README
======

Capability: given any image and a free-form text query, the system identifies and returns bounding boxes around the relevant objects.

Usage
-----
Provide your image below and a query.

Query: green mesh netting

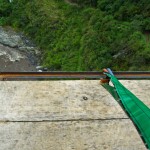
[102,73,150,149]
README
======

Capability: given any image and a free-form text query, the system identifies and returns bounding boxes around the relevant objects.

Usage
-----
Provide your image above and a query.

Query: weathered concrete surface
[0,120,146,150]
[0,80,149,150]
[0,80,127,121]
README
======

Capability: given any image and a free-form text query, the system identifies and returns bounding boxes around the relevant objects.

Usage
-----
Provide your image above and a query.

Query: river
[0,26,40,72]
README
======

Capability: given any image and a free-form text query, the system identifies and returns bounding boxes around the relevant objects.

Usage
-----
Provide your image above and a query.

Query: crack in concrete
[0,118,129,123]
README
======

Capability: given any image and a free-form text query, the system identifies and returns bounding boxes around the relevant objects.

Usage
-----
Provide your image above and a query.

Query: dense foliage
[0,0,150,71]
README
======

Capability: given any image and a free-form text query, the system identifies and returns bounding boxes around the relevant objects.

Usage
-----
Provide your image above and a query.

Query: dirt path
[64,0,79,6]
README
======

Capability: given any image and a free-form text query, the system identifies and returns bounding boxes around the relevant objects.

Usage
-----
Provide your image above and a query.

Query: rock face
[0,80,149,150]
[0,26,40,71]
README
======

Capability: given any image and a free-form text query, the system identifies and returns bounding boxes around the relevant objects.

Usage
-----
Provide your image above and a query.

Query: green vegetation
[0,0,150,71]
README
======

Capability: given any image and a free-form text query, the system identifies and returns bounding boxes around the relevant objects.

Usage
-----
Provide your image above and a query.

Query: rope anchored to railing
[101,68,150,149]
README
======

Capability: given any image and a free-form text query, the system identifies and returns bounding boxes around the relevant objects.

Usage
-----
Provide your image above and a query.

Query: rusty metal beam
[0,71,150,80]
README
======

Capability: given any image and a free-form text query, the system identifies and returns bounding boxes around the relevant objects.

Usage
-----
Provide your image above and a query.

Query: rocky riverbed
[0,26,40,72]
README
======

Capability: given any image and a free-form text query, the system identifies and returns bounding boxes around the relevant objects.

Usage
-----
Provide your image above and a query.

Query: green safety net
[102,73,150,149]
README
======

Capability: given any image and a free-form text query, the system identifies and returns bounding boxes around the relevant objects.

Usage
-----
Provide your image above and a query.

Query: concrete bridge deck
[0,80,149,150]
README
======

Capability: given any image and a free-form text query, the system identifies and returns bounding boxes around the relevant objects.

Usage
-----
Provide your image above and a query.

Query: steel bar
[0,71,150,80]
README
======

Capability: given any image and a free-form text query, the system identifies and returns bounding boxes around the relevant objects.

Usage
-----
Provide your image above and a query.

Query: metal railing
[0,71,150,80]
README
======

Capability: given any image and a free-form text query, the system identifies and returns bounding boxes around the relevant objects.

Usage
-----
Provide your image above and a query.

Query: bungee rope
[101,68,150,149]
